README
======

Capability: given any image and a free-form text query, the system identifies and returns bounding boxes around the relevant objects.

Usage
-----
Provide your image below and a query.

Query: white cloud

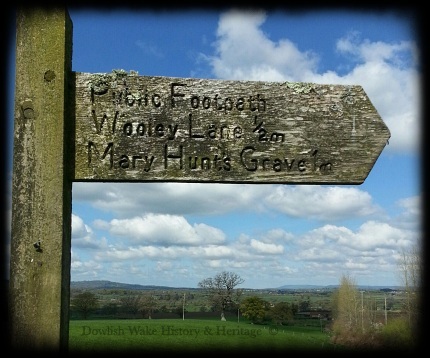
[70,254,104,279]
[72,214,91,239]
[264,185,382,221]
[70,208,419,286]
[354,220,413,250]
[199,245,235,258]
[73,182,382,222]
[72,182,267,217]
[106,213,226,246]
[72,214,108,249]
[392,195,421,230]
[97,244,236,263]
[99,245,187,260]
[250,238,284,254]
[301,220,413,252]
[208,9,318,81]
[403,195,421,216]
[261,228,295,243]
[299,247,341,262]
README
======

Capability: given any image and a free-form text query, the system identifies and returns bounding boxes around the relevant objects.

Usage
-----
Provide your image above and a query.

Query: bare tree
[198,271,244,320]
[398,242,421,333]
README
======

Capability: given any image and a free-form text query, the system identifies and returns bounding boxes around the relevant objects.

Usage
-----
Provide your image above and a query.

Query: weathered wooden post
[9,7,73,351]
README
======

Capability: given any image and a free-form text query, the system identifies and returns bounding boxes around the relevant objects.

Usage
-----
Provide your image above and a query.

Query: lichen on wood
[74,73,390,184]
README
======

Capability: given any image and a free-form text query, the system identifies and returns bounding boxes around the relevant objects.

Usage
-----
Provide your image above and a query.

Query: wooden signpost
[75,71,390,184]
[9,7,390,352]
[10,8,73,352]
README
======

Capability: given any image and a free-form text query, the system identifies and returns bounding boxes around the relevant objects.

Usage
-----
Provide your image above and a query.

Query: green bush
[379,317,414,348]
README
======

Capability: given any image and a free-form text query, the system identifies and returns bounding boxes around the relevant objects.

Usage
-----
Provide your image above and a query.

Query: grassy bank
[69,318,339,353]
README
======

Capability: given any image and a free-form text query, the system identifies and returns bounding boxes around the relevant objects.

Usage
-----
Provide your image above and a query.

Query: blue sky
[5,7,421,289]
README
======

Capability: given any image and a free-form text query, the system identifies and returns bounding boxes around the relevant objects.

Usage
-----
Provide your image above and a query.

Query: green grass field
[69,318,341,353]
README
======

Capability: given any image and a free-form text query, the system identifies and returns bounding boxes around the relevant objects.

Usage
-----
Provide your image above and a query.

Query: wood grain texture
[74,71,390,184]
[11,7,73,350]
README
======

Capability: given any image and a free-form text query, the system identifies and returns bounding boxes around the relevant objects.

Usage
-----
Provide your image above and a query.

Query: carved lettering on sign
[74,71,390,184]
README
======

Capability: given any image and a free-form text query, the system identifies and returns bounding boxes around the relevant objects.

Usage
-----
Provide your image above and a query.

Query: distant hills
[71,280,403,291]
[276,284,402,290]
[70,280,187,291]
